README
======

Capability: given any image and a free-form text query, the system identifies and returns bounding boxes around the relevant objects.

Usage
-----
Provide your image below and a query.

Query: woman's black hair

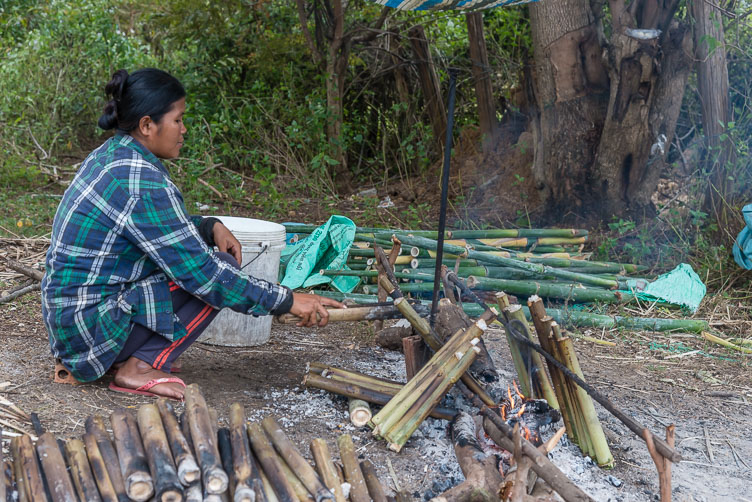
[98,68,185,132]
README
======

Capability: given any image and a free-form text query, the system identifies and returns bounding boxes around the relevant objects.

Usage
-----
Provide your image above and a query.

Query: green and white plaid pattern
[42,134,290,382]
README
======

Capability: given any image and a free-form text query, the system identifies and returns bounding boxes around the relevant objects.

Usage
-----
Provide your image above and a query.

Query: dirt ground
[1,271,751,501]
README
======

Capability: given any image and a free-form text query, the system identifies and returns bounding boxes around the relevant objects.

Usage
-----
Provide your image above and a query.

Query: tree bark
[466,12,498,152]
[409,25,447,149]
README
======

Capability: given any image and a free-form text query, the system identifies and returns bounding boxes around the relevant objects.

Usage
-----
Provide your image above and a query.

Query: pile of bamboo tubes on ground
[0,384,391,502]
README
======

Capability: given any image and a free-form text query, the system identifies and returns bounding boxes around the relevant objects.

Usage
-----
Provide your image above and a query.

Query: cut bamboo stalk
[111,409,154,501]
[137,404,184,502]
[309,440,345,502]
[229,404,257,502]
[547,324,582,447]
[359,460,387,502]
[375,373,445,438]
[276,454,314,502]
[85,415,129,502]
[336,435,369,502]
[217,427,237,501]
[36,431,77,502]
[302,373,456,421]
[184,482,202,502]
[556,333,614,468]
[319,366,403,393]
[156,399,201,486]
[348,400,372,428]
[276,305,416,324]
[504,305,558,408]
[0,433,4,502]
[261,417,331,502]
[500,302,533,398]
[11,437,29,502]
[258,467,280,502]
[184,385,228,495]
[65,438,102,502]
[467,276,630,303]
[83,432,119,502]
[2,459,9,502]
[247,423,299,502]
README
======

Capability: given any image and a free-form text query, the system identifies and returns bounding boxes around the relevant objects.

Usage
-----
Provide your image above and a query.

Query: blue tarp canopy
[733,204,752,270]
[368,0,534,10]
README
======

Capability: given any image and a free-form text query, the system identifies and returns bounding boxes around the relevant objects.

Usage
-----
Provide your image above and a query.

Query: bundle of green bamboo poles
[367,312,493,452]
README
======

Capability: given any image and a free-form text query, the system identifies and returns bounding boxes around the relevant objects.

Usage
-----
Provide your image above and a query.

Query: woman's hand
[289,293,345,327]
[212,222,243,265]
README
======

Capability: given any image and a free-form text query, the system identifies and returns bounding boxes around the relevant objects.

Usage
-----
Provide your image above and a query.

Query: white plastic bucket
[199,217,287,346]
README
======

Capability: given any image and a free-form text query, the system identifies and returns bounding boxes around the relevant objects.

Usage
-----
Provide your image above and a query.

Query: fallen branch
[0,283,41,304]
[3,260,44,281]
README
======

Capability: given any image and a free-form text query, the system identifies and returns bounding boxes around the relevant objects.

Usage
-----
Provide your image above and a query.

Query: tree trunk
[691,0,735,222]
[409,25,447,149]
[466,12,498,152]
[326,0,349,184]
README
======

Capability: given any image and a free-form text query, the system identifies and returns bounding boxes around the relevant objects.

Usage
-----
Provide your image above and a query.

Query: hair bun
[104,69,129,101]
[97,99,118,130]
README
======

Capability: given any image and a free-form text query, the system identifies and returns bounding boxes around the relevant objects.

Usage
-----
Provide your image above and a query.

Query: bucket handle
[240,242,269,271]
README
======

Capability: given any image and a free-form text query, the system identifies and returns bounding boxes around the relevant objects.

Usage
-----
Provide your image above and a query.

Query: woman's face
[139,97,187,159]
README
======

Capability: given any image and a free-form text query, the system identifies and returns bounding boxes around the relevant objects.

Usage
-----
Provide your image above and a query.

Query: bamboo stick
[302,373,456,421]
[137,404,184,502]
[36,431,77,502]
[543,324,580,447]
[217,427,237,501]
[318,366,403,393]
[275,305,417,324]
[359,460,387,502]
[229,404,257,502]
[83,432,119,502]
[178,414,204,502]
[467,276,631,303]
[702,331,752,353]
[85,415,129,502]
[336,435,369,502]
[258,468,280,502]
[184,384,228,495]
[247,423,299,502]
[276,455,314,502]
[2,459,9,502]
[348,400,372,428]
[111,409,154,501]
[309,440,345,502]
[65,439,102,502]
[0,433,5,502]
[156,399,201,486]
[11,437,29,502]
[261,417,331,502]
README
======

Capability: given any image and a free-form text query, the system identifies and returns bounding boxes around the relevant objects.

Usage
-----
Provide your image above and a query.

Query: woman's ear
[137,115,154,137]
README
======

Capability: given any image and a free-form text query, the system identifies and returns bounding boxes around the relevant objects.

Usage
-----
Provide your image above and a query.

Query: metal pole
[430,68,459,326]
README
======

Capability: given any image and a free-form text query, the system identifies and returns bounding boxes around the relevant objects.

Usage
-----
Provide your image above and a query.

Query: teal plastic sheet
[733,204,752,270]
[280,216,360,293]
[623,263,706,313]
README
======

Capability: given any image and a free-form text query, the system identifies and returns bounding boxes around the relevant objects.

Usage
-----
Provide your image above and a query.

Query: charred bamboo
[184,384,228,495]
[246,423,298,502]
[85,415,129,502]
[111,409,153,501]
[217,428,237,501]
[137,404,184,502]
[11,437,29,502]
[335,435,369,502]
[308,440,345,502]
[83,432,120,502]
[359,460,387,502]
[36,431,77,502]
[65,439,102,502]
[229,404,257,502]
[156,399,200,486]
[14,435,46,502]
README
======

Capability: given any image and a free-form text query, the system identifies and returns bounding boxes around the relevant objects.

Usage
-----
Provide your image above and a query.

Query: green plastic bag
[623,263,706,313]
[280,216,360,293]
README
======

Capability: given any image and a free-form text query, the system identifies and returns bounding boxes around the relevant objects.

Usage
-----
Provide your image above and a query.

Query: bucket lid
[212,216,287,242]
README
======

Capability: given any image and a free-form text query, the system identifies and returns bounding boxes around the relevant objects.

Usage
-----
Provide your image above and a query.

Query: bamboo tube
[246,423,298,502]
[261,417,331,502]
[556,334,614,468]
[386,347,480,450]
[374,373,445,438]
[275,305,412,324]
[0,440,5,502]
[276,455,313,502]
[137,404,184,502]
[229,404,257,502]
[309,440,345,502]
[319,366,403,393]
[111,409,154,501]
[11,437,29,502]
[83,432,119,502]
[85,415,129,502]
[348,400,372,428]
[65,439,102,502]
[504,305,558,409]
[547,323,582,447]
[302,373,456,421]
[391,296,497,406]
[257,466,279,502]
[17,434,47,502]
[217,427,237,501]
[35,431,77,502]
[335,435,368,502]
[467,276,632,303]
[498,296,532,398]
[184,385,228,495]
[156,399,201,486]
[410,258,479,269]
[359,460,387,502]
[2,460,10,502]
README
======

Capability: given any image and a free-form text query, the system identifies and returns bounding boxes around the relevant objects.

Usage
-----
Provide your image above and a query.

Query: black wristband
[198,217,222,247]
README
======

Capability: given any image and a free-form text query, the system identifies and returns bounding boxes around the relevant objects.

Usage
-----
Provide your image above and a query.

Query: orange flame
[512,379,525,399]
[516,403,527,418]
[507,385,515,409]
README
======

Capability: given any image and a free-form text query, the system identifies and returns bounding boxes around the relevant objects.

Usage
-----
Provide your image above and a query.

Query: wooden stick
[262,417,332,502]
[11,437,29,502]
[83,432,119,502]
[229,404,257,502]
[156,399,201,486]
[336,435,369,502]
[2,459,10,502]
[184,384,228,495]
[247,423,299,502]
[65,439,103,502]
[359,460,387,502]
[36,431,77,502]
[3,260,44,281]
[0,283,40,304]
[111,409,154,501]
[403,335,430,381]
[309,439,345,502]
[276,305,417,324]
[644,426,675,502]
[137,404,184,502]
[85,415,129,502]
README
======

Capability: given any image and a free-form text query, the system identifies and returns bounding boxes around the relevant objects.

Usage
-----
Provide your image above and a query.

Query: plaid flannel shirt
[41,134,291,382]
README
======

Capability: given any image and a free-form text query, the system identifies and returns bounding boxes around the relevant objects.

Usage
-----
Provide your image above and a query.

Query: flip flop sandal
[108,377,186,401]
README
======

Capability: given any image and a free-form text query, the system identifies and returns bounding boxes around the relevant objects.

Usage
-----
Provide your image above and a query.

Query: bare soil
[1,272,751,501]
